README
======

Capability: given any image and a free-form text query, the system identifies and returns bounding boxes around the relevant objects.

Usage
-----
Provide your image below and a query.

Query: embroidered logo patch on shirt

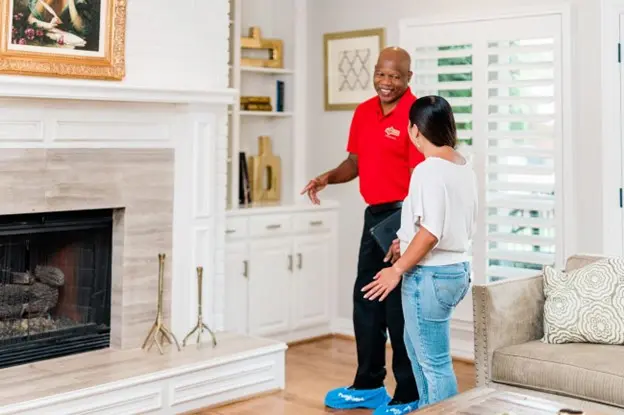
[384,126,400,140]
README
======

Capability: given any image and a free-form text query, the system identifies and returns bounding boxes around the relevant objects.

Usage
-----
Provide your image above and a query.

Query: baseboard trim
[330,317,475,362]
[287,334,334,347]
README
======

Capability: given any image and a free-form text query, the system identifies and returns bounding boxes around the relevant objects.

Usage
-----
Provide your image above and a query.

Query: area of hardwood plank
[203,337,476,414]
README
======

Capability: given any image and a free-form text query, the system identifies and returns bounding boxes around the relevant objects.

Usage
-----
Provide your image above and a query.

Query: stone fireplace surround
[0,83,286,414]
[0,147,173,350]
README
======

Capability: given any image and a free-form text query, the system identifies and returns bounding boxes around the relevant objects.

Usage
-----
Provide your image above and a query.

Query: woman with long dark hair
[362,95,477,407]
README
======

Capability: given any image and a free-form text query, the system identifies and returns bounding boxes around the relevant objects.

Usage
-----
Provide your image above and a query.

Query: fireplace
[0,209,113,369]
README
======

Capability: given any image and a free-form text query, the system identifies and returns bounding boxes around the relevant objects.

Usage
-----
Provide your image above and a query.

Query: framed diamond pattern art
[324,28,385,111]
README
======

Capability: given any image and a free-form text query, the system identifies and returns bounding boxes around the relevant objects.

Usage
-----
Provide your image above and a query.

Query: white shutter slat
[488,96,554,105]
[487,215,555,228]
[413,48,472,60]
[412,81,473,90]
[487,79,553,88]
[488,164,554,175]
[487,131,554,140]
[487,266,543,280]
[487,148,553,158]
[487,114,555,123]
[487,44,553,55]
[488,232,555,246]
[447,97,473,106]
[487,181,555,193]
[488,62,554,72]
[416,65,473,75]
[454,114,472,122]
[488,250,555,266]
[487,195,555,211]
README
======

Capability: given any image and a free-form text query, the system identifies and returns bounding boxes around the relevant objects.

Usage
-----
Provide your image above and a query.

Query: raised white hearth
[0,85,287,413]
[0,332,285,415]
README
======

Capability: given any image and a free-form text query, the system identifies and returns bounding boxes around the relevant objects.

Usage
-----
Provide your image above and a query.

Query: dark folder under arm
[369,209,402,254]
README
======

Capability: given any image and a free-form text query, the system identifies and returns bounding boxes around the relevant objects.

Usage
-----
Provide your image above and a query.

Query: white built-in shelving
[227,0,307,212]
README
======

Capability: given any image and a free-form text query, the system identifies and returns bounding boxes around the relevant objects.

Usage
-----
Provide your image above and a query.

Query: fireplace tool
[182,266,217,348]
[142,253,181,354]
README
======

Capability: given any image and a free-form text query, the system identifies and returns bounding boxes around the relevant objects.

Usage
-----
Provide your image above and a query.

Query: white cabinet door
[292,234,331,330]
[248,238,292,336]
[223,242,248,335]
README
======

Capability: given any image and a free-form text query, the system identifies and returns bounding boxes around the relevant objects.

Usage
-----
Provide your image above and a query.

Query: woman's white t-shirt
[397,156,478,267]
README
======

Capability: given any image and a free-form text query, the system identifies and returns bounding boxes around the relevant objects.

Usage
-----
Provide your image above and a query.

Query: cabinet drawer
[249,214,292,237]
[294,212,333,233]
[225,217,249,239]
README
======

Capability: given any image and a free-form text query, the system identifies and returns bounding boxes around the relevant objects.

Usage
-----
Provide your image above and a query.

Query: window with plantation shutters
[401,12,567,283]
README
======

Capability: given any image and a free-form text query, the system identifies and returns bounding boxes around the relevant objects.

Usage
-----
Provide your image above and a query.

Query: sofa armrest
[472,274,544,386]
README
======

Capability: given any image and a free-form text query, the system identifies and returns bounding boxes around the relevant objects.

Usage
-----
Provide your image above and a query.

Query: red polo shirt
[347,88,424,206]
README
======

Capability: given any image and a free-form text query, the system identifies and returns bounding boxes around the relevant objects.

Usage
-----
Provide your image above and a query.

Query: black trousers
[352,205,420,403]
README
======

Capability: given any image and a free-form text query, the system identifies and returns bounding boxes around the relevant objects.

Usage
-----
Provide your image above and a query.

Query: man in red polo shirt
[302,47,424,415]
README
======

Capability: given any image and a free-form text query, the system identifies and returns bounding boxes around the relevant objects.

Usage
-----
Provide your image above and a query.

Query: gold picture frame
[0,0,126,80]
[324,28,385,111]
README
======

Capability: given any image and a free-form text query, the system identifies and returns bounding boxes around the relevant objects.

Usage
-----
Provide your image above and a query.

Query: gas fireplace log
[0,282,59,319]
[0,304,25,319]
[34,266,65,287]
[0,284,32,305]
[11,271,34,285]
[24,283,59,315]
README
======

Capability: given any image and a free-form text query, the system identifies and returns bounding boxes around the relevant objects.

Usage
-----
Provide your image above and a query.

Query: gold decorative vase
[248,136,281,203]
[182,266,217,348]
[142,253,181,354]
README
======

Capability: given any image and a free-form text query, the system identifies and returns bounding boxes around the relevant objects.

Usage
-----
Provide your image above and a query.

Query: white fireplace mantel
[0,88,233,344]
[0,77,237,105]
[0,80,287,415]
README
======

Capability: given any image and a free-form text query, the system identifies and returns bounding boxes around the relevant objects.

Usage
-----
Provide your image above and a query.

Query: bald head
[377,47,412,74]
[373,46,412,106]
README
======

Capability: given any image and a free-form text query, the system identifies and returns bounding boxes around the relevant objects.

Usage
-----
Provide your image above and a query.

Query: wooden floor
[203,337,476,414]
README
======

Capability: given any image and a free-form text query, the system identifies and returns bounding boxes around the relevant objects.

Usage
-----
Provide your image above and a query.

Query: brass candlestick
[183,266,217,348]
[142,253,181,354]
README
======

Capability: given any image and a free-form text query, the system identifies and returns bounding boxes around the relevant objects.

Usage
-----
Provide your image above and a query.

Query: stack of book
[240,96,272,111]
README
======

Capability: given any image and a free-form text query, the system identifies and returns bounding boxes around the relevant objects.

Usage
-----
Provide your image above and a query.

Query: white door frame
[601,0,624,256]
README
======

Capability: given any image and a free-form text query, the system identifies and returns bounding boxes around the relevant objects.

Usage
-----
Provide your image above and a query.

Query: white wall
[0,0,234,341]
[0,0,230,91]
[307,0,602,323]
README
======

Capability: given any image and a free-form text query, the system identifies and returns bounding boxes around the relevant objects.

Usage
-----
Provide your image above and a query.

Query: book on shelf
[238,152,252,206]
[276,80,284,112]
[240,96,273,112]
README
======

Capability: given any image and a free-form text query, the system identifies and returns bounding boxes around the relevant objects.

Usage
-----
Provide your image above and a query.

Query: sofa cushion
[492,340,624,408]
[542,257,624,344]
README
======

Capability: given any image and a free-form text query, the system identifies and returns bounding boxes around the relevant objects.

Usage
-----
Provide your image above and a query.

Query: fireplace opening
[0,209,113,369]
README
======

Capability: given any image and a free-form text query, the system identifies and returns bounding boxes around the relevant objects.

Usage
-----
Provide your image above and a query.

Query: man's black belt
[368,201,402,214]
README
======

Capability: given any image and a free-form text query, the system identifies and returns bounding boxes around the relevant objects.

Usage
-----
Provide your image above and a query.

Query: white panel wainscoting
[0,333,286,415]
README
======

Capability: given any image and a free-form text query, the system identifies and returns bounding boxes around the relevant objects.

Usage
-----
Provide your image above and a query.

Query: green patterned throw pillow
[542,257,624,344]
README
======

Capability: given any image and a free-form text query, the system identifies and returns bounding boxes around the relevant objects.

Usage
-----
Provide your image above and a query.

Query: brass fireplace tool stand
[142,253,181,354]
[183,266,217,348]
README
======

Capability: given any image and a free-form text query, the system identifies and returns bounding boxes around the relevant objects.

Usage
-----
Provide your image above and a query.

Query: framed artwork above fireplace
[0,0,126,80]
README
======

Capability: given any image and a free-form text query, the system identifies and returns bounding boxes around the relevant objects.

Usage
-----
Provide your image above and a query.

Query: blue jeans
[401,262,471,407]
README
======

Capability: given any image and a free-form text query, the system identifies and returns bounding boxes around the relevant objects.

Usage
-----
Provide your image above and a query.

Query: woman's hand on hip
[361,266,402,301]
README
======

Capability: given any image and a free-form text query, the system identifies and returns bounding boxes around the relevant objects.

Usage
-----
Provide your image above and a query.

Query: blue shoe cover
[324,385,391,409]
[372,400,420,415]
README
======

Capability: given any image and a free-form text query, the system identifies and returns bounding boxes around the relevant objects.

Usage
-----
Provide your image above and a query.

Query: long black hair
[408,95,457,148]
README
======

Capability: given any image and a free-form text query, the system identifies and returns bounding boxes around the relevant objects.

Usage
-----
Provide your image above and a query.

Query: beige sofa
[473,254,624,414]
